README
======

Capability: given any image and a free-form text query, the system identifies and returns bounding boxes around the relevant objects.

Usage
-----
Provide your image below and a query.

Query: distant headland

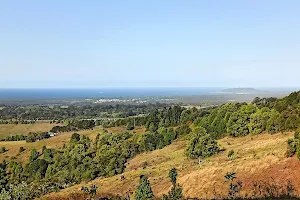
[220,88,262,94]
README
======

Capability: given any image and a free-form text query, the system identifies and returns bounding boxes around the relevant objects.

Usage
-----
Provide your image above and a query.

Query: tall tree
[135,175,154,200]
[185,126,219,159]
[29,149,39,162]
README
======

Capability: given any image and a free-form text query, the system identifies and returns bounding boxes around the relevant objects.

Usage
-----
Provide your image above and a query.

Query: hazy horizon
[0,86,299,90]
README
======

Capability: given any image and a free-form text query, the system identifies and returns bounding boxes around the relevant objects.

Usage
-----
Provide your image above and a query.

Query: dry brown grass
[0,123,57,139]
[44,132,298,200]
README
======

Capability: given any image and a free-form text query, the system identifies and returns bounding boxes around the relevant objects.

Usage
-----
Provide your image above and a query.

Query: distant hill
[221,88,262,94]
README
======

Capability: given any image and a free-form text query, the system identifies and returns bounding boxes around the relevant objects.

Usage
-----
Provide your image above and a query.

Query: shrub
[224,172,242,199]
[70,133,81,143]
[81,184,98,198]
[286,139,298,157]
[286,131,300,159]
[142,161,148,169]
[19,147,25,153]
[0,147,7,154]
[228,150,235,160]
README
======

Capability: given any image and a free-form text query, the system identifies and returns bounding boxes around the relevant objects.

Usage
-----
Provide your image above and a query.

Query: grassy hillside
[0,123,57,139]
[44,131,299,199]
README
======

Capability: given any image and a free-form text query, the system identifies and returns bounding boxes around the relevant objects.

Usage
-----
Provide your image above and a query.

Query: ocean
[0,88,222,99]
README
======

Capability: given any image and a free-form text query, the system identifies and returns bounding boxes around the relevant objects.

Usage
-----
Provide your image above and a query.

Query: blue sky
[0,0,299,88]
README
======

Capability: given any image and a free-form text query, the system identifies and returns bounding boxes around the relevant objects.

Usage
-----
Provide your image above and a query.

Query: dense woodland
[1,91,300,199]
[105,91,300,138]
[0,103,168,120]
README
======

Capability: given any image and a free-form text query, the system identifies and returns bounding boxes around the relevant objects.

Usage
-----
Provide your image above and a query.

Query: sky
[0,0,300,88]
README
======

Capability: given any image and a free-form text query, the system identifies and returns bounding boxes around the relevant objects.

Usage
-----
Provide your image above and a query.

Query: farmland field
[0,123,59,139]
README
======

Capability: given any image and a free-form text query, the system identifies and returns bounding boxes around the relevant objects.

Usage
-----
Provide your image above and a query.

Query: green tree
[168,185,183,200]
[169,168,177,186]
[0,161,7,190]
[7,181,34,200]
[175,125,191,137]
[148,122,158,132]
[185,126,219,159]
[43,148,54,162]
[29,149,39,162]
[227,104,256,137]
[135,175,154,200]
[163,168,183,200]
[42,145,47,153]
[266,109,280,133]
[180,110,191,123]
[248,108,280,134]
[70,133,81,143]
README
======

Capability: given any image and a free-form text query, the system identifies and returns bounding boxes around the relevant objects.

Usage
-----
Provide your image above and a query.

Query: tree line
[108,91,300,139]
[50,119,96,133]
[0,103,168,120]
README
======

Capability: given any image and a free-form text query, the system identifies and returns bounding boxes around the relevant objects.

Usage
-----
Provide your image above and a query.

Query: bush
[286,139,298,157]
[224,172,243,199]
[228,150,235,160]
[0,147,7,154]
[19,147,25,153]
[81,184,98,198]
[70,133,81,143]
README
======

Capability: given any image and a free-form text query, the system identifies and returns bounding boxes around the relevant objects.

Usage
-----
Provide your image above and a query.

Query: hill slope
[44,131,299,199]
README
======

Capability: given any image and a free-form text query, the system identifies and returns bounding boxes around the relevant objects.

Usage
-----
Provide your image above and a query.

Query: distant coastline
[0,87,222,99]
[0,87,296,106]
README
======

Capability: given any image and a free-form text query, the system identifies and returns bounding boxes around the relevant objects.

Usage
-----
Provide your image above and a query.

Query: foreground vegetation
[0,91,300,199]
[44,132,298,200]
